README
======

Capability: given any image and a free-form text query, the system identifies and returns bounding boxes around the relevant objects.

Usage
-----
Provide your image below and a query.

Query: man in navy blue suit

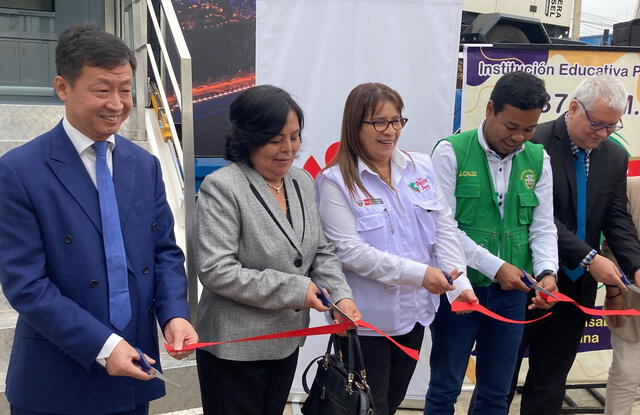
[0,23,198,414]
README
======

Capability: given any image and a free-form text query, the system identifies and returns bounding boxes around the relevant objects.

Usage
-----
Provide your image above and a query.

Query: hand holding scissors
[133,347,180,387]
[312,281,358,326]
[520,268,559,310]
[620,274,640,294]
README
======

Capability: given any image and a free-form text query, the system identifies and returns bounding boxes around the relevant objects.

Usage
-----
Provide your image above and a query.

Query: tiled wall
[0,104,140,156]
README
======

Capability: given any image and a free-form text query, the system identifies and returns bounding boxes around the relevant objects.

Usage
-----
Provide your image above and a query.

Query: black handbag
[301,330,375,415]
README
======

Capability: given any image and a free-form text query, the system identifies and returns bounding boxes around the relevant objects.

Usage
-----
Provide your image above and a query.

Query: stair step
[0,104,64,143]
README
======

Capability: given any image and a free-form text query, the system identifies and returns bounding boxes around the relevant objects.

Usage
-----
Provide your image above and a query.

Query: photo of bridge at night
[171,0,256,157]
[167,74,255,108]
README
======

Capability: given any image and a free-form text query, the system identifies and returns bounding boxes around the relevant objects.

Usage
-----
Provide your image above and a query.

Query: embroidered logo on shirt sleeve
[409,176,431,192]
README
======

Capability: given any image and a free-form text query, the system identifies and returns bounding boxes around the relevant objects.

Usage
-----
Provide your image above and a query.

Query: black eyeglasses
[577,100,623,132]
[362,117,408,132]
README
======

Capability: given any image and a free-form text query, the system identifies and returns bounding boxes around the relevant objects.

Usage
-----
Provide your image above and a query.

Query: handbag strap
[347,330,355,374]
[351,331,367,374]
[301,355,323,394]
[326,333,337,355]
[349,330,371,390]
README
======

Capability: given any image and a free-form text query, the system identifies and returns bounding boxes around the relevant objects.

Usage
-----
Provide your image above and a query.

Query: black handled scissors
[133,347,180,387]
[313,281,358,326]
[443,270,454,285]
[621,274,640,294]
[520,268,559,301]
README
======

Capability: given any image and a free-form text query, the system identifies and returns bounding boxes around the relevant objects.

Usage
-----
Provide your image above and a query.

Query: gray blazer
[195,162,353,361]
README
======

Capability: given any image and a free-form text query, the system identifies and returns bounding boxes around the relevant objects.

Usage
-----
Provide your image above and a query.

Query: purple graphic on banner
[466,47,550,87]
[519,312,611,357]
[500,309,611,359]
[577,311,612,353]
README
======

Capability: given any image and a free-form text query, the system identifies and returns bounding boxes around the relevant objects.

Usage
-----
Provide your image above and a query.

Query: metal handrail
[145,0,198,317]
[125,0,198,317]
[146,44,185,183]
[146,0,182,107]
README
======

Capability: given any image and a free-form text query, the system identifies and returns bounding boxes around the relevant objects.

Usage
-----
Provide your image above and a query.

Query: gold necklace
[266,179,284,193]
[380,175,392,186]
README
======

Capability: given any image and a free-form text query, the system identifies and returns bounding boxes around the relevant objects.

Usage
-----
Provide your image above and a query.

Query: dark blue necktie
[564,149,587,281]
[94,141,131,330]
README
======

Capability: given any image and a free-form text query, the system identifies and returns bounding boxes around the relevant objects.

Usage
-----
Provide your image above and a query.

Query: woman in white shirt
[316,82,477,414]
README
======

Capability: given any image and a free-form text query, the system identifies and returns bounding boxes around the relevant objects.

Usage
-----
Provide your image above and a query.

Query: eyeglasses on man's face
[577,100,623,132]
[362,117,408,132]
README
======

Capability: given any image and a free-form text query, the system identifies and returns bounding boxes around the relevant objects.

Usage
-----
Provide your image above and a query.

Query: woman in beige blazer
[194,85,360,415]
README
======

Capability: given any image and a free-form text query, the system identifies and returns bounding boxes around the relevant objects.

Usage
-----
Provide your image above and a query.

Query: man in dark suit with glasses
[510,75,640,415]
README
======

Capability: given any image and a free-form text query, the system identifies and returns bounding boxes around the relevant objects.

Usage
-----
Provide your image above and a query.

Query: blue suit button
[63,234,73,244]
[151,223,158,231]
[142,266,150,274]
[89,280,98,288]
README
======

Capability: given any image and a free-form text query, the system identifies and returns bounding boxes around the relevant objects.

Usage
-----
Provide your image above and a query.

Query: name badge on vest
[356,198,384,207]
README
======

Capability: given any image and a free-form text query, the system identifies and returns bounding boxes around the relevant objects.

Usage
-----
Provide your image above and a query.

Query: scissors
[133,347,180,387]
[519,268,560,301]
[620,274,640,294]
[442,270,458,285]
[443,270,467,286]
[313,281,358,326]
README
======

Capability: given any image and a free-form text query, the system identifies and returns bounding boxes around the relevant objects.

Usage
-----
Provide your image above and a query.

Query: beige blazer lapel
[239,163,303,254]
[284,175,306,246]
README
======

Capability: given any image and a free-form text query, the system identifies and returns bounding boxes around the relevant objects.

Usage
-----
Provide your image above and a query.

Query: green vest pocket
[518,191,539,225]
[455,184,481,225]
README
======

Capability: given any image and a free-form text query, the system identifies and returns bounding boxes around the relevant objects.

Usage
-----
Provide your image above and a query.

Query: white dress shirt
[318,149,472,336]
[431,121,558,280]
[63,118,122,366]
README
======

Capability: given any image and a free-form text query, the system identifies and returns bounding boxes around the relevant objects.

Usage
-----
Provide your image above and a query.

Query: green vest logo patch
[520,169,537,190]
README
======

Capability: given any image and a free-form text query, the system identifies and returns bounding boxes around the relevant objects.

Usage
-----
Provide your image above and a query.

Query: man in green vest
[424,71,559,415]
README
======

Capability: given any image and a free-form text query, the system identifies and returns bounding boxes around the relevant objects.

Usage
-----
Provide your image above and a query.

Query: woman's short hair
[326,82,404,198]
[224,85,304,163]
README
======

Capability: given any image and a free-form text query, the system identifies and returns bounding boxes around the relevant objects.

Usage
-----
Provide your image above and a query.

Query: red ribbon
[164,291,640,360]
[357,321,420,360]
[451,301,553,323]
[545,291,640,316]
[451,290,640,321]
[164,320,421,361]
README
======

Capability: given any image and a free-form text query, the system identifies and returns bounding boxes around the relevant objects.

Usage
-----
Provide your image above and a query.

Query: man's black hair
[490,71,550,114]
[56,22,136,85]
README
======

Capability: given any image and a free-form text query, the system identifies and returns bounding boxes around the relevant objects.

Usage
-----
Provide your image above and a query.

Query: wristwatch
[536,269,557,282]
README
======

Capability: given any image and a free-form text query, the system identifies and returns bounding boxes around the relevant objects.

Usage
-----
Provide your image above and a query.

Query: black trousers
[508,302,587,415]
[342,323,424,415]
[196,348,299,415]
